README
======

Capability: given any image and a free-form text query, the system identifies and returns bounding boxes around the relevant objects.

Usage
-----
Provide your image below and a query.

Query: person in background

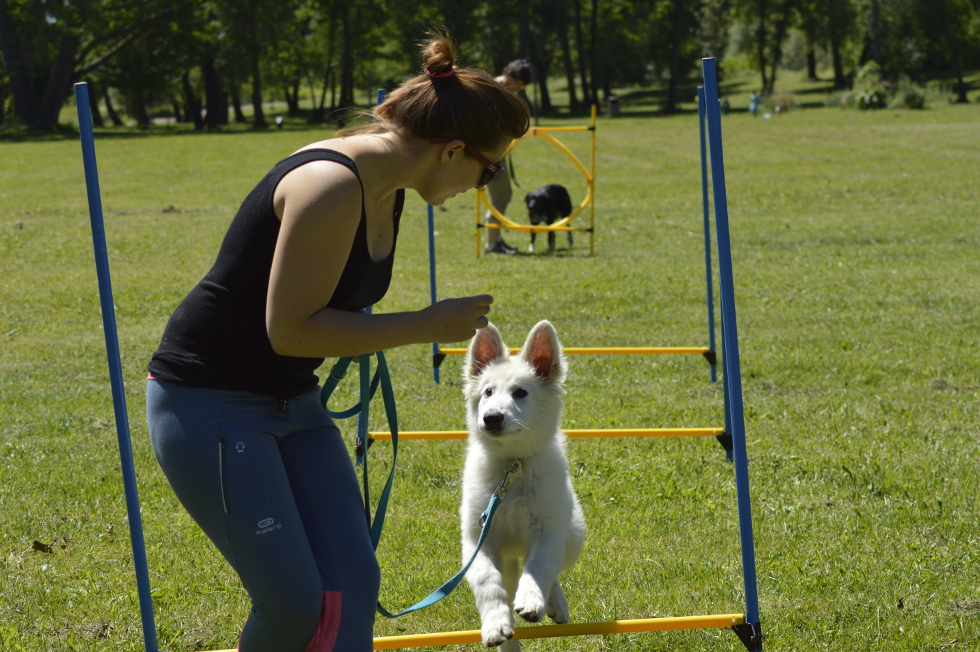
[749,91,760,117]
[145,32,530,652]
[484,59,532,254]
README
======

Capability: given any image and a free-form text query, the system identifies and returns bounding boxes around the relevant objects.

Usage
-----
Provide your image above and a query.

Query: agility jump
[350,59,761,650]
[75,58,760,652]
[476,105,597,256]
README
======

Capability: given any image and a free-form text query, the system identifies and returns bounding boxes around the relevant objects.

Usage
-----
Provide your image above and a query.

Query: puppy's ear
[465,322,508,381]
[519,320,565,383]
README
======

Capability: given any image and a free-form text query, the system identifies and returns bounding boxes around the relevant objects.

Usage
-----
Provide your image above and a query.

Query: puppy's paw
[514,586,547,623]
[481,619,514,647]
[546,582,570,624]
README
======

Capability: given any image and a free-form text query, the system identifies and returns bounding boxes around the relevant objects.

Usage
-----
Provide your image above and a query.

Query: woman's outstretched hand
[421,294,494,343]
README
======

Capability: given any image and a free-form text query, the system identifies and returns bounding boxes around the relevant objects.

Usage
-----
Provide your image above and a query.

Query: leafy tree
[733,0,798,94]
[822,0,858,87]
[99,24,185,128]
[913,0,977,102]
[698,0,731,73]
[212,0,298,128]
[0,0,178,130]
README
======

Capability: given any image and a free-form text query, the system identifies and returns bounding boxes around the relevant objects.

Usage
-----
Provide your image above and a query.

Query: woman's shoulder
[292,136,365,161]
[274,153,363,222]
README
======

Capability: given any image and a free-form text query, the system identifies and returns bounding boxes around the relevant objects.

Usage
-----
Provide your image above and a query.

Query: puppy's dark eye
[484,387,493,398]
[513,388,528,399]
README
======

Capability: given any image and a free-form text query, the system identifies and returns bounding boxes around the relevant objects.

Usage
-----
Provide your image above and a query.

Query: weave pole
[427,203,441,383]
[701,58,763,650]
[698,85,719,384]
[73,82,160,652]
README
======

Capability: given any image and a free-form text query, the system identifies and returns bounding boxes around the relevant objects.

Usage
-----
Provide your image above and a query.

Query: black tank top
[148,149,404,399]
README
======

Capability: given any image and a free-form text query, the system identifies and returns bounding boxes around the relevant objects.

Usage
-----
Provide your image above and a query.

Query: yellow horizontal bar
[528,125,591,133]
[483,223,588,233]
[204,613,743,652]
[374,614,745,649]
[439,347,710,356]
[368,428,722,440]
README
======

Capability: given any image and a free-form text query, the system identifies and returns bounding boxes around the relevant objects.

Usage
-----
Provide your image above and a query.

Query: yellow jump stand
[476,105,597,256]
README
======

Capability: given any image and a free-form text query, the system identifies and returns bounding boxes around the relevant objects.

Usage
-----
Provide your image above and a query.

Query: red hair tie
[426,68,455,78]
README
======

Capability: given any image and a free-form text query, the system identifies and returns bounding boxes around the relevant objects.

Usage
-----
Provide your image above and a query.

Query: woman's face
[427,138,511,206]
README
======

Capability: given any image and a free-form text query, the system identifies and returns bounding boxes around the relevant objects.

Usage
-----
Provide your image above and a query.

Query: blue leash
[320,354,520,617]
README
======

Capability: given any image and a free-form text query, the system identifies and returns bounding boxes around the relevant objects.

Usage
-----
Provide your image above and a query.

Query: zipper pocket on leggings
[218,439,230,514]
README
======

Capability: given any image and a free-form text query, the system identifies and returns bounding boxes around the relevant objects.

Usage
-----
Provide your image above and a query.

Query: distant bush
[826,63,931,111]
[856,87,888,110]
[823,91,847,108]
[889,78,927,109]
[764,91,799,113]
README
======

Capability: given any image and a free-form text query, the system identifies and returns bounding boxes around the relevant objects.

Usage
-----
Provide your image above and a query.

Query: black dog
[525,184,573,252]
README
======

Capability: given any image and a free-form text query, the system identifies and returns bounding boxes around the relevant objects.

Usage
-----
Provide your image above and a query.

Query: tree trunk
[104,87,124,126]
[556,0,579,114]
[250,53,266,127]
[339,6,355,109]
[131,92,150,129]
[588,0,599,106]
[935,4,969,103]
[36,33,79,130]
[0,75,5,125]
[755,2,769,94]
[229,75,247,123]
[803,24,818,81]
[765,11,791,95]
[573,0,590,112]
[831,36,846,88]
[869,0,881,64]
[519,0,531,58]
[86,80,104,127]
[182,72,204,130]
[665,0,683,112]
[315,64,332,121]
[535,56,552,114]
[248,16,266,128]
[286,76,301,115]
[202,56,227,127]
[0,0,35,125]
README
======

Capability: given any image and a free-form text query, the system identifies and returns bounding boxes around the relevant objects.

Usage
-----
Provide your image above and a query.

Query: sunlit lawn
[2,72,979,651]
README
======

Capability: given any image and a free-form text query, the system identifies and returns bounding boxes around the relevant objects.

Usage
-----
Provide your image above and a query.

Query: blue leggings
[146,379,380,652]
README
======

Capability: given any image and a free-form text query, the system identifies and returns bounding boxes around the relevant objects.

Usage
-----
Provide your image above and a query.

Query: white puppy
[461,320,586,651]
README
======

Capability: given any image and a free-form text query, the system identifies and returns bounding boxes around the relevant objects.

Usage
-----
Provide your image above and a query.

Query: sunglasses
[430,138,505,188]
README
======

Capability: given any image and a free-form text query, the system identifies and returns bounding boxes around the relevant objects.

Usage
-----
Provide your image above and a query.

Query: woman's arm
[266,162,492,358]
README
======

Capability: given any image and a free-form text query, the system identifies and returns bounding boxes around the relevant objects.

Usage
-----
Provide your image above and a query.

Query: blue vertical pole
[697,86,718,384]
[701,59,762,650]
[73,82,159,652]
[427,203,441,383]
[356,89,386,462]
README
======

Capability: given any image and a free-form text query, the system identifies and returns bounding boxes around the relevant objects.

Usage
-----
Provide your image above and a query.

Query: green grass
[2,79,980,652]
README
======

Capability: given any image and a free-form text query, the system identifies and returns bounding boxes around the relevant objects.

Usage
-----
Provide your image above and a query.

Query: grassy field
[1,76,979,652]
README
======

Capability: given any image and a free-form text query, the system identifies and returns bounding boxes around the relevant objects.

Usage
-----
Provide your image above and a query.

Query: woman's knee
[265,577,324,629]
[349,544,381,606]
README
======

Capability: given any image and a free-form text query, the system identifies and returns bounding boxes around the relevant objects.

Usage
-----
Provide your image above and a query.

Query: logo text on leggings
[256,518,282,536]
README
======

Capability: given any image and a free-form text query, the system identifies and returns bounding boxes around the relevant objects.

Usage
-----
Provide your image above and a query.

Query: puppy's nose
[483,412,505,432]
